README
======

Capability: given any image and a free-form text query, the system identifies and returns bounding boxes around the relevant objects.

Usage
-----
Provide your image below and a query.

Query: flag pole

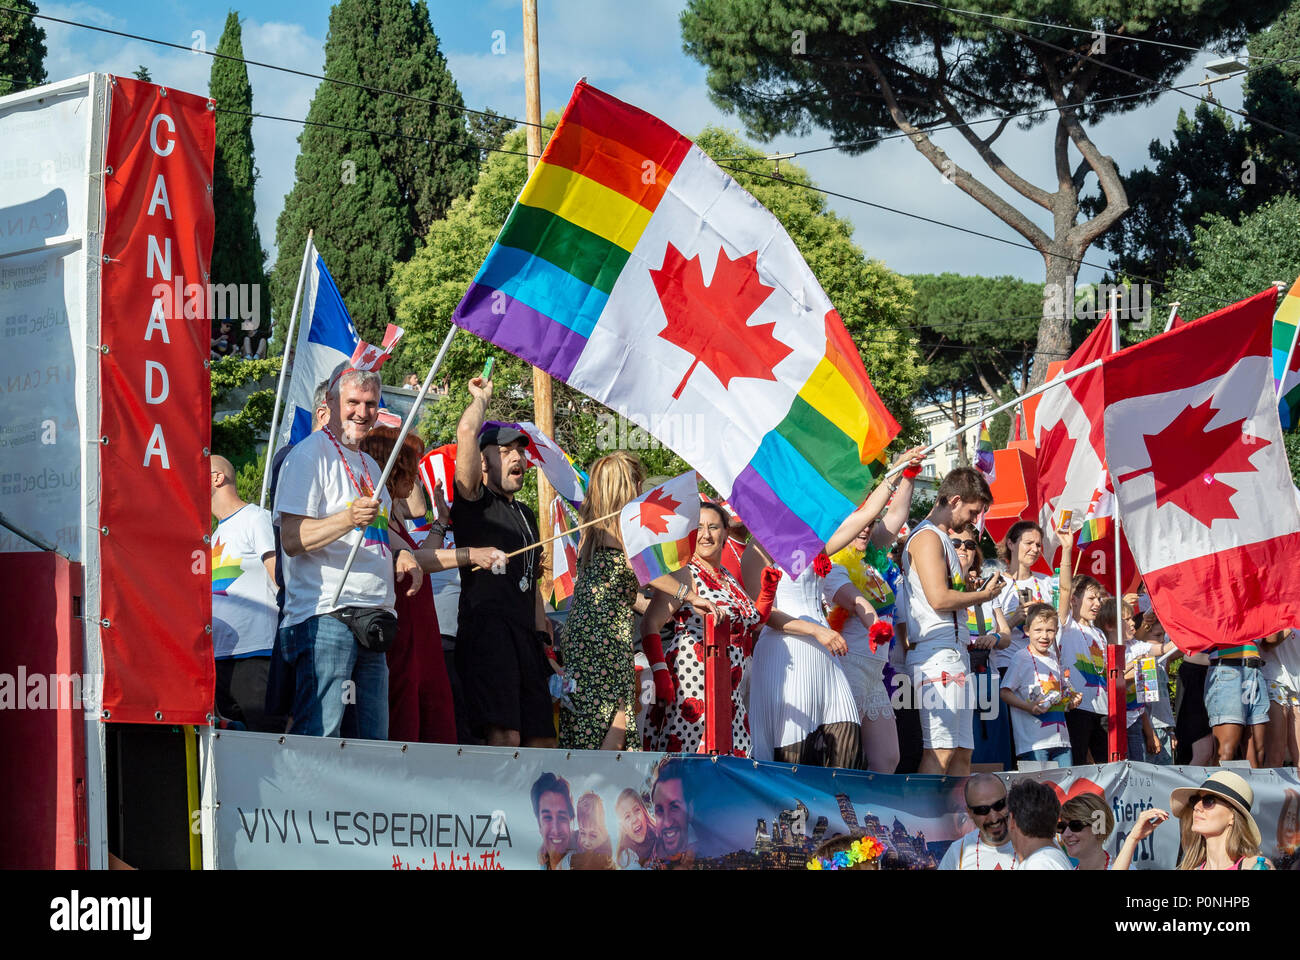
[881,358,1105,480]
[1162,301,1180,334]
[1274,280,1299,402]
[259,229,314,508]
[473,506,624,568]
[1108,287,1125,762]
[522,0,557,600]
[330,323,458,608]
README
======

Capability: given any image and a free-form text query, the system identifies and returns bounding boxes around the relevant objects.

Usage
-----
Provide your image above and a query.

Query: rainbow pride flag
[453,81,900,575]
[362,505,390,557]
[1076,515,1110,546]
[619,470,700,585]
[1274,274,1300,428]
[975,421,995,482]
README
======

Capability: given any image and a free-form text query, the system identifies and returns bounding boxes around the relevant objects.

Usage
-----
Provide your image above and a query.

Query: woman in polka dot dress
[641,502,763,756]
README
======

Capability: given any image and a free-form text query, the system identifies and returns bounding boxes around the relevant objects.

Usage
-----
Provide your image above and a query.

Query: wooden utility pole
[523,0,555,593]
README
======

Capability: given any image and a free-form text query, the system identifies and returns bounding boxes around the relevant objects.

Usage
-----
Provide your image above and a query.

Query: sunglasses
[950,539,979,551]
[1057,819,1090,834]
[968,797,1007,816]
[1186,793,1221,810]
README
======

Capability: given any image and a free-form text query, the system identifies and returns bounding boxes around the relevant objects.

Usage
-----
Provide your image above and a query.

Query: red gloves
[868,619,895,655]
[641,631,674,703]
[755,566,781,623]
[902,463,922,479]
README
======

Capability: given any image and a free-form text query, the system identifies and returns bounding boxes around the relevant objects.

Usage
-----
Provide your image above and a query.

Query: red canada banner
[99,77,215,723]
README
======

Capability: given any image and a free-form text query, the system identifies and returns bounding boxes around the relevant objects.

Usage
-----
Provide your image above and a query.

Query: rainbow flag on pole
[619,471,700,585]
[975,420,995,482]
[452,81,899,575]
[1274,275,1300,428]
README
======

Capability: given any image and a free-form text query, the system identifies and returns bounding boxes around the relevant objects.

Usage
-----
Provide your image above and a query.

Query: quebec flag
[276,240,359,450]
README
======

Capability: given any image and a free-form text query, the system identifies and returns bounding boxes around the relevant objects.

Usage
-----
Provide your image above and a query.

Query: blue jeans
[1204,663,1270,727]
[1126,716,1147,762]
[1017,746,1070,767]
[280,614,388,739]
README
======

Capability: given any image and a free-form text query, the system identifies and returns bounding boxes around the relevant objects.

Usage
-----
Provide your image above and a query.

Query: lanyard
[323,427,375,499]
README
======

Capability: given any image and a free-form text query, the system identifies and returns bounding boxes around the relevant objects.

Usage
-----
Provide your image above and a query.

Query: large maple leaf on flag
[1036,419,1077,522]
[638,487,681,534]
[650,243,791,399]
[1117,396,1269,528]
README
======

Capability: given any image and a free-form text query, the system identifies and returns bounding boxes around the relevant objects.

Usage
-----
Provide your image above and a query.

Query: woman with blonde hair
[1114,771,1274,870]
[558,452,717,751]
[1057,792,1115,869]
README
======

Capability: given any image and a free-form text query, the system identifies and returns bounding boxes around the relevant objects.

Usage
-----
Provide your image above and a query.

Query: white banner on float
[201,730,670,870]
[199,729,1300,870]
[0,77,95,560]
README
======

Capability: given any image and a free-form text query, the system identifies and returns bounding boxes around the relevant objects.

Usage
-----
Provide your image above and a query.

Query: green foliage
[236,453,266,505]
[270,0,478,346]
[908,273,1046,403]
[1159,195,1300,314]
[1286,430,1300,485]
[209,12,267,334]
[132,65,151,82]
[0,0,46,95]
[211,355,281,481]
[391,122,922,498]
[468,109,516,156]
[1090,2,1300,290]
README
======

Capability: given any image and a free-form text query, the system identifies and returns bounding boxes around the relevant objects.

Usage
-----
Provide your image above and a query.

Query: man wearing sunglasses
[938,773,1017,869]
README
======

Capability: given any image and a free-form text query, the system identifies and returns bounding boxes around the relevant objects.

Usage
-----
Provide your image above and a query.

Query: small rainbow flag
[975,421,995,482]
[453,81,899,576]
[1076,515,1110,546]
[619,470,699,585]
[549,498,579,611]
[1273,274,1300,428]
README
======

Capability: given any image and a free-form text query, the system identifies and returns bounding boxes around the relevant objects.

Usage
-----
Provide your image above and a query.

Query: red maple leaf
[1116,396,1269,528]
[650,243,791,399]
[521,433,544,468]
[638,487,680,535]
[1036,418,1077,517]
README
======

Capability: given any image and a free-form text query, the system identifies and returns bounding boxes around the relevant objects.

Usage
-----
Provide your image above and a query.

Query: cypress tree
[0,1,47,95]
[270,0,476,345]
[209,12,267,337]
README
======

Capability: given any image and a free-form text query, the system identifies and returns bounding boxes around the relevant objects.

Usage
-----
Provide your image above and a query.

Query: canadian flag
[348,323,404,371]
[418,443,456,510]
[1102,288,1300,652]
[1032,315,1113,561]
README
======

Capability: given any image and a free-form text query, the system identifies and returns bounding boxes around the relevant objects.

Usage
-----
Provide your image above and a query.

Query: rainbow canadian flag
[619,470,700,585]
[453,82,898,575]
[549,498,579,611]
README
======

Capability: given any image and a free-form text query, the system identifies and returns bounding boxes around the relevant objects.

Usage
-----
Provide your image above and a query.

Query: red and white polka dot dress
[642,558,760,756]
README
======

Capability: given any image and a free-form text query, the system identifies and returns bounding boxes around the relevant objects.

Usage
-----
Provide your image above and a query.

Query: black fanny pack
[329,606,398,653]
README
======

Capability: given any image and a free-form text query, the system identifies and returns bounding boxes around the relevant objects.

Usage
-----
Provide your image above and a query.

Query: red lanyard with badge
[324,426,375,502]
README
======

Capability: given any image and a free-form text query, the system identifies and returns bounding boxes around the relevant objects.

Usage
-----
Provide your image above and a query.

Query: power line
[0,3,552,130]
[716,161,1242,312]
[922,0,1300,144]
[218,107,539,159]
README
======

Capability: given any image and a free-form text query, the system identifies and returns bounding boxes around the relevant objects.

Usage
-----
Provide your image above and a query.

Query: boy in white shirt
[1000,603,1081,768]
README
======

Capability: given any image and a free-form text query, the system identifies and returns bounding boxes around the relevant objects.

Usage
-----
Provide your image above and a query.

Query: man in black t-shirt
[451,374,556,748]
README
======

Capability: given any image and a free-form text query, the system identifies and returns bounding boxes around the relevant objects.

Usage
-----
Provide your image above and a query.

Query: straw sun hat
[1170,771,1262,848]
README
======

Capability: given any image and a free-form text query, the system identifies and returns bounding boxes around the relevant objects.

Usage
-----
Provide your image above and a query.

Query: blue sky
[37,1,1251,290]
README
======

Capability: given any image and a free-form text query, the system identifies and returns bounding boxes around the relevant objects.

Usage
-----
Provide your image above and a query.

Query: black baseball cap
[478,423,528,450]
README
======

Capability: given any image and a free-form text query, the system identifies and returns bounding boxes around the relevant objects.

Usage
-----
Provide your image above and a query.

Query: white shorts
[838,653,893,722]
[909,645,974,750]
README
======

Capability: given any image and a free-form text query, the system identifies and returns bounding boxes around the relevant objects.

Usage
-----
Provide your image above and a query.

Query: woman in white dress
[742,447,926,768]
